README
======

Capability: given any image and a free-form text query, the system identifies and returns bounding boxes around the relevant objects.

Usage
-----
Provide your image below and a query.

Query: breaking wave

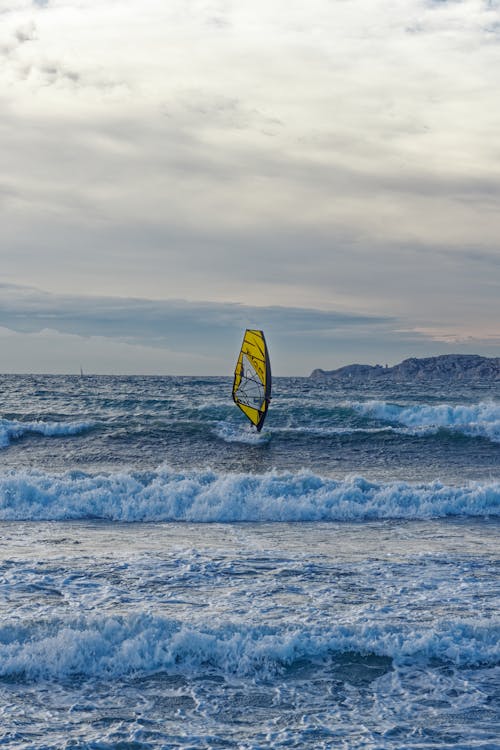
[0,466,498,522]
[0,418,94,449]
[348,400,500,442]
[0,612,497,681]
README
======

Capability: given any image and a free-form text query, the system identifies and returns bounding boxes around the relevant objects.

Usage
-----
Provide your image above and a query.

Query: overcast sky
[1,0,499,374]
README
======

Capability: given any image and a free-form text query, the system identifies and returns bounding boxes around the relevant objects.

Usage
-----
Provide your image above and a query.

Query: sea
[0,373,499,750]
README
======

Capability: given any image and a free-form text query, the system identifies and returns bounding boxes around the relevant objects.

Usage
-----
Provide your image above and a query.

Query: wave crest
[0,613,497,681]
[0,466,498,522]
[348,400,500,442]
[0,418,94,449]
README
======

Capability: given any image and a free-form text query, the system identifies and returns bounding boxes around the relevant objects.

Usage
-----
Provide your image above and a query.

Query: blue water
[0,374,499,749]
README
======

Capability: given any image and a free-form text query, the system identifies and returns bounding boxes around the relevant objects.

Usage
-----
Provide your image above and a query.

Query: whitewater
[0,374,498,749]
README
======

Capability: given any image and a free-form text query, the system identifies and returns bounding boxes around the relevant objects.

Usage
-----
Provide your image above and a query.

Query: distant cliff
[310,354,500,382]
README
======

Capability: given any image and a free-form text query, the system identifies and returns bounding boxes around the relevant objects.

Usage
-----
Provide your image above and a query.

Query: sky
[1,0,499,375]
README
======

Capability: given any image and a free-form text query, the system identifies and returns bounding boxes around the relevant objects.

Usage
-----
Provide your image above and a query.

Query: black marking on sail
[235,354,265,408]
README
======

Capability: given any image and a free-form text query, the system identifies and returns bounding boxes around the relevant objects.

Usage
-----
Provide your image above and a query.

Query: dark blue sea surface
[0,375,498,748]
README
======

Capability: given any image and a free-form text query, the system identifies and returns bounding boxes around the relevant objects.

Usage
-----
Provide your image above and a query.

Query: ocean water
[0,374,499,749]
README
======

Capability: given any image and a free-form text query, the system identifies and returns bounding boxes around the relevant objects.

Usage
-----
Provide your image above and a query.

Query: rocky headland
[310,354,500,383]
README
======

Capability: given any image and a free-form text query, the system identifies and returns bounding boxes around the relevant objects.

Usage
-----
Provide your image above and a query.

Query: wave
[214,421,445,441]
[0,612,497,681]
[348,400,500,442]
[274,425,398,437]
[0,466,498,522]
[0,418,94,449]
[213,421,272,444]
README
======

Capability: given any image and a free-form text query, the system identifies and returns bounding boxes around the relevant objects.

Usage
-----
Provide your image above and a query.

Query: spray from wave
[213,421,272,445]
[0,612,497,681]
[0,418,94,449]
[347,401,500,442]
[0,465,498,522]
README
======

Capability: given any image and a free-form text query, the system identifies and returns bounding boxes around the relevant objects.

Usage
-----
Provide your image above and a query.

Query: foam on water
[0,611,497,681]
[0,418,94,449]
[0,465,498,522]
[0,376,497,748]
[213,421,272,444]
[349,400,500,442]
[274,425,398,437]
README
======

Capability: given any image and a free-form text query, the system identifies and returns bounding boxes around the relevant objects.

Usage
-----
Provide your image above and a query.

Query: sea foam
[0,418,94,449]
[348,400,500,442]
[213,421,272,444]
[0,466,498,522]
[0,612,497,681]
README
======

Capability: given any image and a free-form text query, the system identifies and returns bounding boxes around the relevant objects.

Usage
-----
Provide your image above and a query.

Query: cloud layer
[1,283,497,374]
[1,0,499,371]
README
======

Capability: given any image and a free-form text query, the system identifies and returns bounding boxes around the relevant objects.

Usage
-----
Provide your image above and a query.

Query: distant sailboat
[232,329,271,432]
[80,365,84,377]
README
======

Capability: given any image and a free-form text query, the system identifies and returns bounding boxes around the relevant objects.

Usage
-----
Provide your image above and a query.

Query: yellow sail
[232,329,271,431]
